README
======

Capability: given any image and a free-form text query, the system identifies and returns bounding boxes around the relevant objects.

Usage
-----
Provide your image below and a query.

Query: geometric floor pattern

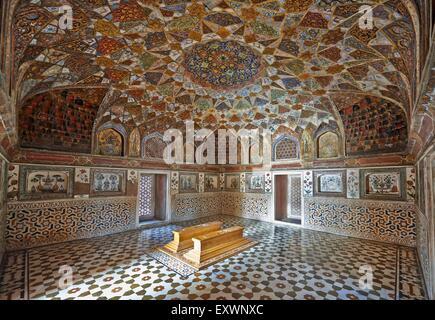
[0,215,427,300]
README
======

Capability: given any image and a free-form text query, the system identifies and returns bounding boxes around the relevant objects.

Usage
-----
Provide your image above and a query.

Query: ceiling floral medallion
[182,40,265,91]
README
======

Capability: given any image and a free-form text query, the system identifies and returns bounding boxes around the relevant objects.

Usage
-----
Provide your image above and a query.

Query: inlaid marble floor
[0,215,427,300]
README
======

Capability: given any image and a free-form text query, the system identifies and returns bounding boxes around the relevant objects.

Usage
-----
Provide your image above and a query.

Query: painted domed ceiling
[13,0,418,155]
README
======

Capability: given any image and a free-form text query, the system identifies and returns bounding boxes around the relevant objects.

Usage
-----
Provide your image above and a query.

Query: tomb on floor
[163,221,222,253]
[157,223,256,270]
[183,226,253,264]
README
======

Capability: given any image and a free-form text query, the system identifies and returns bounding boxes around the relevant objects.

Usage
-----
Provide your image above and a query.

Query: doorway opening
[137,173,168,224]
[274,174,303,225]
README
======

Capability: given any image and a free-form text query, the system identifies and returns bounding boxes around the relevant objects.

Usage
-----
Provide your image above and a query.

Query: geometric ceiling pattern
[13,0,418,155]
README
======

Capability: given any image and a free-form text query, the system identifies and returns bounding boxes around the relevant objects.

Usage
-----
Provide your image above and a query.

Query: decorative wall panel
[219,173,225,191]
[19,89,105,153]
[204,173,219,192]
[304,198,416,246]
[303,170,313,197]
[173,193,221,222]
[346,169,360,199]
[240,173,246,193]
[246,173,264,193]
[170,171,179,195]
[221,192,272,222]
[90,169,126,197]
[313,170,346,197]
[198,173,204,193]
[7,164,19,201]
[406,167,416,202]
[225,174,240,191]
[128,128,141,158]
[179,172,198,193]
[339,96,408,155]
[360,168,406,201]
[142,133,166,160]
[19,166,74,200]
[74,167,90,184]
[127,169,138,184]
[6,197,137,250]
[264,172,272,193]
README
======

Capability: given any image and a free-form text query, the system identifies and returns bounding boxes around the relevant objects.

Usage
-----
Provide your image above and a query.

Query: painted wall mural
[19,166,74,200]
[170,171,179,195]
[360,168,406,201]
[90,169,126,197]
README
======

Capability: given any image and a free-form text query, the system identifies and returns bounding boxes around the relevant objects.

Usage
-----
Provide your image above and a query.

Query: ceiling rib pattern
[13,0,418,155]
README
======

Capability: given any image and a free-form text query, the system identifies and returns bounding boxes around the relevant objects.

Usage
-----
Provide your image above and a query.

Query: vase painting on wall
[360,168,406,201]
[19,166,74,200]
[90,169,126,196]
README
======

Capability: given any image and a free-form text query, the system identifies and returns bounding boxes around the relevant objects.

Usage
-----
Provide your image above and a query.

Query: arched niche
[272,134,300,162]
[317,131,340,159]
[142,132,166,161]
[94,123,127,157]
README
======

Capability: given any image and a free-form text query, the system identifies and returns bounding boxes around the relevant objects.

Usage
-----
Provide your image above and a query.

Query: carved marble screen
[288,175,302,218]
[137,174,154,220]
